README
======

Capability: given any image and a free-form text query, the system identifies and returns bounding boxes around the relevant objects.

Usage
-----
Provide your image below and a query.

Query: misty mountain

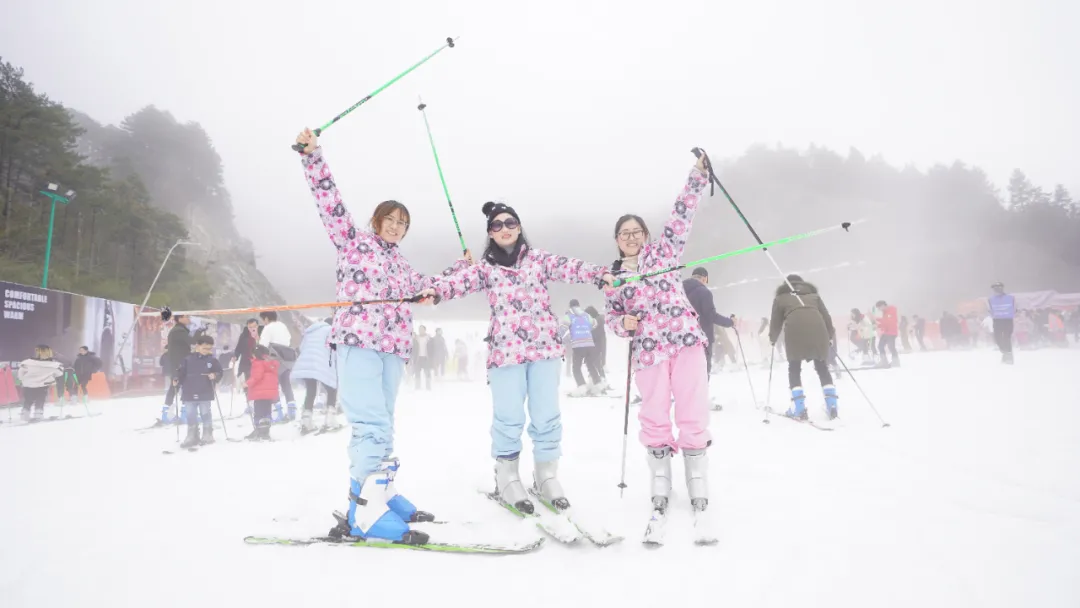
[410,144,1080,324]
[1,58,301,333]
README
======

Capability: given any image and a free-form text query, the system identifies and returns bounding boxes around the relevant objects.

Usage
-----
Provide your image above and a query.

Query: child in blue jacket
[173,335,224,448]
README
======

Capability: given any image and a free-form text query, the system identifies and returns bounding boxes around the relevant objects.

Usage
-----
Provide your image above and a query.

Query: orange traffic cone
[87,372,111,400]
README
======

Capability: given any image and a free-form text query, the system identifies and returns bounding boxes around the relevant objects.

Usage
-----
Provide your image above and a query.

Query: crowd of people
[121,126,1077,548]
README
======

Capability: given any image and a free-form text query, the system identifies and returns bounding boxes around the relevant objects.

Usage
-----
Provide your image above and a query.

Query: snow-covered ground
[2,348,1078,607]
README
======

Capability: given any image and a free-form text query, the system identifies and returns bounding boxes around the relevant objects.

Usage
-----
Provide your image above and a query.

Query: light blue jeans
[337,346,405,482]
[183,401,211,426]
[486,358,562,462]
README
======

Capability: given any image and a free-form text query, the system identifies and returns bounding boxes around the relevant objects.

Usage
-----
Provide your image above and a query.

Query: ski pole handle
[292,128,323,154]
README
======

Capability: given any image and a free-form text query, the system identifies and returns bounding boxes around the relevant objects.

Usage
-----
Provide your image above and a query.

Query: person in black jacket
[70,346,102,400]
[173,334,224,448]
[233,318,262,383]
[682,268,734,374]
[161,315,192,424]
[584,306,607,379]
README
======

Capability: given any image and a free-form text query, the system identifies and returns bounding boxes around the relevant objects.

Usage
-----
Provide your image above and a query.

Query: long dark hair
[612,214,650,269]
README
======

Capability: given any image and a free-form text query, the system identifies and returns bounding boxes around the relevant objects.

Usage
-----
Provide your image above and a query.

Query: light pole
[40,183,76,288]
[114,239,200,391]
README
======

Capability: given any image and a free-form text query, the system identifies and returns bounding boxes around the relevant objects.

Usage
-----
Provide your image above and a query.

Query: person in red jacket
[245,345,279,441]
[874,300,900,368]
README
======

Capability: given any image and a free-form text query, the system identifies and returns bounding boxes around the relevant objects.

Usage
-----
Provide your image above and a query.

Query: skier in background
[245,345,279,441]
[17,345,65,422]
[899,316,912,352]
[412,326,434,391]
[163,315,192,424]
[584,306,607,382]
[291,317,338,433]
[217,346,235,391]
[233,319,261,386]
[681,267,734,375]
[988,282,1015,364]
[431,328,448,378]
[259,311,297,422]
[561,299,605,396]
[71,346,102,401]
[873,300,900,368]
[768,275,839,420]
[172,334,223,448]
[912,314,927,351]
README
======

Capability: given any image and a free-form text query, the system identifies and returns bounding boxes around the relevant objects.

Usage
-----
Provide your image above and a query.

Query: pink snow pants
[634,345,711,452]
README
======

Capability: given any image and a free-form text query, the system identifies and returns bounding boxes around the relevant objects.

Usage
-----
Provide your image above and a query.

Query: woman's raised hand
[295,128,318,155]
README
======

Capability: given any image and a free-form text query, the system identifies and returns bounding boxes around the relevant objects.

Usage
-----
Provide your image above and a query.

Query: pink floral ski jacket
[432,247,608,369]
[604,167,709,371]
[302,147,465,361]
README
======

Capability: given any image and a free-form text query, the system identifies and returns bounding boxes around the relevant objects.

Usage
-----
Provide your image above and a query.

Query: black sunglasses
[488,218,520,232]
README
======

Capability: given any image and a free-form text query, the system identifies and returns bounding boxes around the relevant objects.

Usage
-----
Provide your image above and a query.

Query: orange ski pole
[152,295,434,321]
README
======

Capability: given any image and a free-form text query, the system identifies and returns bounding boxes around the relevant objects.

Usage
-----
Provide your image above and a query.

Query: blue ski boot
[272,403,284,423]
[336,470,429,545]
[286,402,297,421]
[823,385,839,420]
[160,405,171,424]
[381,458,435,523]
[785,386,808,420]
[179,404,188,424]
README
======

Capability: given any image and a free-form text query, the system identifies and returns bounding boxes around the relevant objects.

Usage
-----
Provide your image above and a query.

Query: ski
[764,407,834,431]
[526,487,623,547]
[642,506,667,547]
[3,415,85,428]
[691,505,718,546]
[480,490,582,544]
[162,439,227,454]
[243,533,543,554]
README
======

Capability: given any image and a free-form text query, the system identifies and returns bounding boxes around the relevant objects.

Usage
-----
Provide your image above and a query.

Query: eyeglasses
[617,229,645,241]
[488,218,520,232]
[383,216,409,230]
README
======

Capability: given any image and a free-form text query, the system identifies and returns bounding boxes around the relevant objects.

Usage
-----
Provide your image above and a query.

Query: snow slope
[1,348,1078,607]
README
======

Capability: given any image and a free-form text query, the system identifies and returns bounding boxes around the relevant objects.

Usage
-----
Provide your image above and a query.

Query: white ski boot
[532,459,570,511]
[494,454,534,514]
[587,380,609,396]
[684,448,717,545]
[300,409,316,434]
[643,446,672,546]
[567,384,589,398]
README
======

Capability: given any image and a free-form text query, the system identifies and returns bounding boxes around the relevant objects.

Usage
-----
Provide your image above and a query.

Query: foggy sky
[3,0,1078,308]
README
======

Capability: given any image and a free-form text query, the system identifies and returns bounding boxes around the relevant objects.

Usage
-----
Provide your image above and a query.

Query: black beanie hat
[692,267,708,278]
[482,201,520,225]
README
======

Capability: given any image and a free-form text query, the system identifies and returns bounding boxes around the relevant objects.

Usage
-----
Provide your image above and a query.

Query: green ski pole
[612,221,857,288]
[291,37,458,153]
[417,98,467,254]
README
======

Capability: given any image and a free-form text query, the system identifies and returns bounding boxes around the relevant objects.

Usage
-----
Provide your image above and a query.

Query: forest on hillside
[0,57,255,309]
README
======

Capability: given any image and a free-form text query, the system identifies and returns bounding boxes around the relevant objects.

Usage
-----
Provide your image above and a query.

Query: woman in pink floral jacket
[294,128,468,546]
[603,153,713,520]
[431,201,613,516]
